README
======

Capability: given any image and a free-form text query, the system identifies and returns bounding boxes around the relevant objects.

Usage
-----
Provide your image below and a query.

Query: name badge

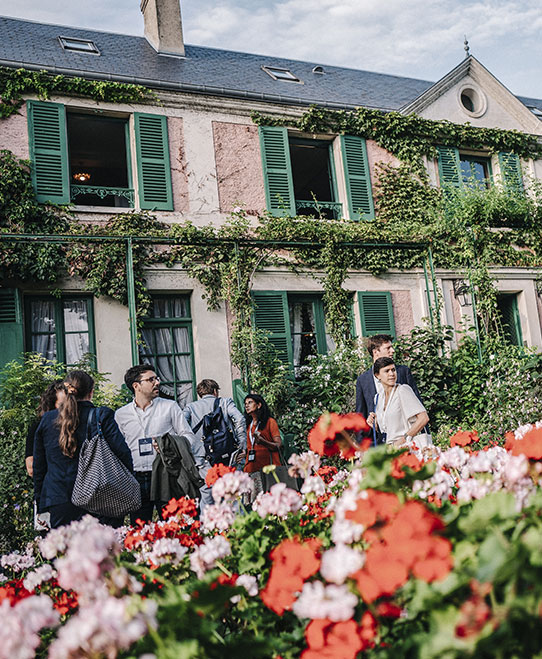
[139,437,154,456]
[248,449,256,462]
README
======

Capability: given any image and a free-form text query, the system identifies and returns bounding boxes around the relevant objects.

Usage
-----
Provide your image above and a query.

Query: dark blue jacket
[33,401,133,512]
[355,364,422,420]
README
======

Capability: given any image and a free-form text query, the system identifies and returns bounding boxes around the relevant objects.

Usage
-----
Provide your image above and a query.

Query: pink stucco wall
[391,290,414,336]
[167,116,189,214]
[1,104,29,159]
[366,139,400,186]
[212,121,266,215]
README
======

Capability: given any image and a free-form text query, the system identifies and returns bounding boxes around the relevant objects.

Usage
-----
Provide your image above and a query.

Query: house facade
[1,1,542,406]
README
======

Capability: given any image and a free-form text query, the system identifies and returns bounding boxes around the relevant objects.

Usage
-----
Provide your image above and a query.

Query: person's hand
[152,437,160,453]
[25,456,33,478]
[367,412,376,428]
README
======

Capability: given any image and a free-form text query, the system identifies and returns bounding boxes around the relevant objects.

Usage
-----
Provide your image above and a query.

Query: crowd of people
[28,333,429,531]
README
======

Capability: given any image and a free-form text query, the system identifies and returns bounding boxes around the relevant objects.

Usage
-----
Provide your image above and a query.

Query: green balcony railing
[295,199,343,219]
[71,185,135,207]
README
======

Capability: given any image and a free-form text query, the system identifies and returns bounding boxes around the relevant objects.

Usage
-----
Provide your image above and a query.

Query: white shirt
[114,397,203,472]
[374,384,426,444]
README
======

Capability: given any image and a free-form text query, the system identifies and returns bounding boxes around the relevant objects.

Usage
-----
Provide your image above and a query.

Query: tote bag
[72,408,141,518]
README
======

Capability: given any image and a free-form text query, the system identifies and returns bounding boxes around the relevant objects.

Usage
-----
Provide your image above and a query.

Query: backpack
[193,398,237,466]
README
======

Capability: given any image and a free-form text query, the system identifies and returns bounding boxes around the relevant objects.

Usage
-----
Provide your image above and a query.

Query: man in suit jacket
[356,335,422,440]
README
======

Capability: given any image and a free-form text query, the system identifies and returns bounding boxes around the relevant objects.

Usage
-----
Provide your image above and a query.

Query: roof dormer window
[262,65,302,83]
[59,36,100,55]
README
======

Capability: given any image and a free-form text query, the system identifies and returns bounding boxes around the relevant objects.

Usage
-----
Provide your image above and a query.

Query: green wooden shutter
[498,152,523,194]
[134,113,173,211]
[497,294,523,346]
[0,289,23,368]
[259,126,296,216]
[27,101,70,204]
[340,135,374,220]
[437,146,461,191]
[252,291,293,367]
[358,292,395,337]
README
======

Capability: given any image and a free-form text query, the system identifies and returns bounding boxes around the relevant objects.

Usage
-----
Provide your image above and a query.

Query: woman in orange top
[243,394,282,474]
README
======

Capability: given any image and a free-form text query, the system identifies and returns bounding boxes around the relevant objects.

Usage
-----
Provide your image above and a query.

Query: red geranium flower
[162,496,199,520]
[308,412,369,459]
[507,427,542,460]
[391,452,424,479]
[450,430,479,447]
[260,537,321,615]
[302,619,365,659]
[205,464,236,487]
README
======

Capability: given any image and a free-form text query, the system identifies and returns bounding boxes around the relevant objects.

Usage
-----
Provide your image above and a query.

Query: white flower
[252,483,302,519]
[293,582,357,621]
[189,535,231,579]
[48,596,157,658]
[288,451,321,479]
[301,476,326,498]
[0,595,59,659]
[320,545,365,585]
[201,502,237,533]
[236,574,258,597]
[212,472,254,503]
[141,538,188,568]
[23,564,56,592]
[1,548,35,573]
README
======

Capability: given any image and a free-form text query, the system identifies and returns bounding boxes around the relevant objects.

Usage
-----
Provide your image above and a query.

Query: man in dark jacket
[356,334,422,441]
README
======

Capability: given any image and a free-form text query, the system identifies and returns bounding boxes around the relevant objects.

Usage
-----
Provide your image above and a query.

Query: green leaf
[458,492,517,535]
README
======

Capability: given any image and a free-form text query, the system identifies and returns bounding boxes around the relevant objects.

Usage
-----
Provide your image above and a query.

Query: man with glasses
[115,364,202,524]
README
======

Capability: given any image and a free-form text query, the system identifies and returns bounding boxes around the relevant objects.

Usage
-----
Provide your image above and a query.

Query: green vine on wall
[251,105,542,169]
[0,67,156,119]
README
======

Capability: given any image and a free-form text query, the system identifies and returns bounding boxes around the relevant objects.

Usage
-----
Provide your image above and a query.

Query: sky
[1,0,541,99]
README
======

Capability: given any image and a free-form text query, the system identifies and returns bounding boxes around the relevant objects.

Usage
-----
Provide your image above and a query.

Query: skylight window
[528,106,542,118]
[262,65,302,83]
[59,36,100,55]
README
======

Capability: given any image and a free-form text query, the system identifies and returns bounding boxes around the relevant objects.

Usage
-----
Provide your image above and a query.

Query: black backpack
[193,398,237,466]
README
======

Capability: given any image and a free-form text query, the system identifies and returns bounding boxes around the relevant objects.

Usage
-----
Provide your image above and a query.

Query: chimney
[140,0,185,57]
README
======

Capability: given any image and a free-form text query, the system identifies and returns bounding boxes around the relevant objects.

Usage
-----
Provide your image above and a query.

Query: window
[25,296,95,367]
[259,126,374,220]
[68,112,133,207]
[262,66,301,83]
[139,296,196,408]
[252,291,336,377]
[289,295,335,376]
[59,36,100,55]
[437,146,523,195]
[27,101,173,211]
[289,139,340,219]
[496,294,523,346]
[459,155,491,189]
[0,289,23,370]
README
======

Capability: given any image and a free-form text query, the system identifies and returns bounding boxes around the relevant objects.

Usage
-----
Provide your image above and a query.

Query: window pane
[32,333,56,361]
[290,300,318,372]
[65,332,90,364]
[63,299,88,331]
[289,140,335,218]
[31,300,56,333]
[460,157,490,189]
[140,299,195,407]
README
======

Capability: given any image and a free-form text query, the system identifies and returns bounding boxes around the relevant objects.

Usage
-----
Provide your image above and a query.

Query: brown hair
[366,334,393,357]
[37,380,65,417]
[196,379,219,397]
[373,357,395,375]
[56,370,94,458]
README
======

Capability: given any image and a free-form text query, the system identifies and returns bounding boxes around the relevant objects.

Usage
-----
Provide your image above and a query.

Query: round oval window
[461,91,475,112]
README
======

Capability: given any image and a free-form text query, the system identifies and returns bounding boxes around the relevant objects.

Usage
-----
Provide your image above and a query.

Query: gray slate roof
[0,15,539,113]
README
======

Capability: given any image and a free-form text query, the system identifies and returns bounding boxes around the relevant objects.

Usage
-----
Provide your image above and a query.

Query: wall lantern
[453,279,470,307]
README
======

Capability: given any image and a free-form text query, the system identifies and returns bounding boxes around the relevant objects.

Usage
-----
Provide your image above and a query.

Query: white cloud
[0,0,540,97]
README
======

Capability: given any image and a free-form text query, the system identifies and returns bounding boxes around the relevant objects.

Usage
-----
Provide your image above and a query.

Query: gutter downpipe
[125,237,139,366]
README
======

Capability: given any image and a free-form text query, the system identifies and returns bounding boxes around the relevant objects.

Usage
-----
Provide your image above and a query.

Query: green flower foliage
[0,67,156,119]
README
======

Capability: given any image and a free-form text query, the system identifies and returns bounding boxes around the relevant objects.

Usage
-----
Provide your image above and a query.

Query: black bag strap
[193,396,221,434]
[85,407,96,442]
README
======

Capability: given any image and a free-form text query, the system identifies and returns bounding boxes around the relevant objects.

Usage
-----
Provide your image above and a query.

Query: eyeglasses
[138,376,160,383]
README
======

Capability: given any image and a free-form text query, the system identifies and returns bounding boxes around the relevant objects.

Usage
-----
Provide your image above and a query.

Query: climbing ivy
[0,67,156,118]
[251,105,542,170]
